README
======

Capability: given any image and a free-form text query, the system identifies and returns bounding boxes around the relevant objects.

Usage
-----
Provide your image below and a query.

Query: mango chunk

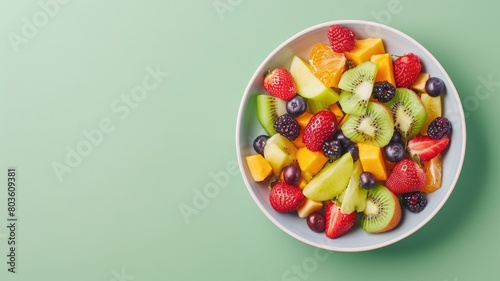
[245,154,273,182]
[371,53,396,87]
[357,143,388,181]
[295,112,313,129]
[329,102,345,124]
[297,198,324,218]
[297,147,329,176]
[292,130,306,148]
[412,72,430,93]
[345,38,386,65]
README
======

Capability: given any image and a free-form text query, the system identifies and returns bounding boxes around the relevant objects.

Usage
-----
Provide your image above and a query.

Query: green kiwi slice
[360,184,401,233]
[385,88,427,142]
[338,61,378,115]
[341,102,394,147]
[256,94,287,136]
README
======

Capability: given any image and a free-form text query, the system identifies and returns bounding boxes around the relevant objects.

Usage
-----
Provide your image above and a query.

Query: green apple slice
[338,160,368,214]
[263,134,298,176]
[290,56,339,113]
[302,152,353,201]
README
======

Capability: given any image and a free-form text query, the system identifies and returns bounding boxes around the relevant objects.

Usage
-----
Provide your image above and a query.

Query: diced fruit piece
[345,38,386,65]
[298,177,308,189]
[407,135,450,161]
[302,152,354,201]
[328,103,345,123]
[245,154,273,182]
[360,184,402,233]
[286,95,307,117]
[282,163,301,185]
[338,113,350,128]
[425,77,445,97]
[327,25,356,53]
[256,94,287,136]
[411,72,430,93]
[295,112,313,129]
[358,142,388,181]
[301,170,314,183]
[309,42,346,88]
[252,135,269,155]
[341,102,394,147]
[427,116,452,140]
[401,191,427,213]
[296,147,329,175]
[372,81,396,103]
[384,141,405,163]
[394,53,422,88]
[274,114,300,141]
[371,53,396,86]
[269,181,305,213]
[421,154,442,193]
[264,67,296,101]
[290,56,340,112]
[306,211,326,232]
[303,110,337,151]
[292,130,305,148]
[297,199,324,218]
[385,88,427,142]
[420,93,442,135]
[263,134,298,176]
[338,61,378,115]
[385,159,426,195]
[339,160,368,214]
[325,202,356,239]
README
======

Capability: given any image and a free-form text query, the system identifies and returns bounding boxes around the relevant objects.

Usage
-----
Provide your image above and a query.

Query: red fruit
[263,67,296,101]
[325,202,356,239]
[302,110,337,151]
[327,25,356,53]
[407,135,450,161]
[394,53,422,88]
[386,159,426,195]
[269,181,305,213]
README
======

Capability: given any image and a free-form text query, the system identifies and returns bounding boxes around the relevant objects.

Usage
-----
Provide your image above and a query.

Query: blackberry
[274,114,300,141]
[322,139,343,161]
[372,81,396,102]
[401,192,427,213]
[427,117,452,139]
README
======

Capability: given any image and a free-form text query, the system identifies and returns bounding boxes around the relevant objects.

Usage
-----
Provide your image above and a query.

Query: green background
[0,0,498,280]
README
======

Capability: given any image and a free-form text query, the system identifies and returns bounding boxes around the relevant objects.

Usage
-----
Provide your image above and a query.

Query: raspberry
[274,114,300,141]
[427,117,452,139]
[322,139,343,161]
[394,53,422,88]
[327,25,356,53]
[372,81,396,102]
[401,192,427,213]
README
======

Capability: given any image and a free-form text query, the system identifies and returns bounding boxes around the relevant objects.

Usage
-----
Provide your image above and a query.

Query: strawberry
[325,202,356,239]
[302,110,337,151]
[407,135,450,161]
[327,25,356,53]
[385,159,426,195]
[394,53,422,88]
[269,181,305,213]
[263,67,296,101]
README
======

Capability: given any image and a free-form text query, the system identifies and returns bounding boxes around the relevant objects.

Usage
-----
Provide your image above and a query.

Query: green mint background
[0,0,498,280]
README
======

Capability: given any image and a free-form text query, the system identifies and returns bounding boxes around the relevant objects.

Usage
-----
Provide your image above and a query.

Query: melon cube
[297,147,329,176]
[412,72,430,93]
[357,143,388,181]
[245,154,273,182]
[345,38,386,65]
[371,53,396,87]
[297,198,324,218]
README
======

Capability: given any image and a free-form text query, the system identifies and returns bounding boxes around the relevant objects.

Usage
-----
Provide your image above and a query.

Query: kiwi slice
[385,88,427,142]
[341,102,394,147]
[338,61,378,115]
[360,184,402,233]
[256,94,287,136]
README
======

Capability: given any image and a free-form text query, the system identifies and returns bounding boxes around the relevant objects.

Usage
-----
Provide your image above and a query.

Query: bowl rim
[235,19,466,252]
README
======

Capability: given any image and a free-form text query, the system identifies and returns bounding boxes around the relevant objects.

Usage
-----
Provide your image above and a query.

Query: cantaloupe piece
[292,130,306,148]
[329,102,344,123]
[295,112,313,129]
[245,154,273,182]
[357,143,388,181]
[411,72,430,93]
[297,198,324,218]
[371,53,396,86]
[345,38,386,65]
[296,147,329,175]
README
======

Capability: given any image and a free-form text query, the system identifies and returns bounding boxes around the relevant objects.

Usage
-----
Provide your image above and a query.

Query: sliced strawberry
[302,110,337,151]
[269,181,305,213]
[263,68,297,101]
[325,202,356,239]
[386,159,426,195]
[408,135,450,161]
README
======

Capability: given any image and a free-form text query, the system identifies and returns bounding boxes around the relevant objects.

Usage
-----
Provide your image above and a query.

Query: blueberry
[253,135,269,155]
[359,172,376,190]
[425,77,445,97]
[384,142,405,162]
[286,95,307,117]
[333,130,353,148]
[390,131,403,143]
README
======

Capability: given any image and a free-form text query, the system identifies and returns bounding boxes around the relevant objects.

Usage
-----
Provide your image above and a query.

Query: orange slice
[309,43,346,88]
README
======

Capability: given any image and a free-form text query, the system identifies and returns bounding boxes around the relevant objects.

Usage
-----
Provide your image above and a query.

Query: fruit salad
[245,24,452,238]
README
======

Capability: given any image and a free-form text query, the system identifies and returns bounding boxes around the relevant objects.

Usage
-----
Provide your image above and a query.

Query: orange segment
[421,154,442,193]
[309,42,346,88]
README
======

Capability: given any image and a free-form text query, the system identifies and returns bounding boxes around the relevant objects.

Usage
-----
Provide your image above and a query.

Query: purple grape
[252,135,269,155]
[384,141,405,162]
[347,144,359,162]
[307,212,326,232]
[286,95,307,117]
[283,163,301,185]
[334,130,353,148]
[425,77,445,97]
[360,172,376,190]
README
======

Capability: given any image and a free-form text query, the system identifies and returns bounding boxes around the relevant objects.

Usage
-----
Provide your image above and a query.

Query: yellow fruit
[411,72,430,93]
[295,112,313,129]
[422,154,442,193]
[297,198,324,218]
[309,43,346,88]
[328,102,345,123]
[345,38,386,65]
[357,142,388,181]
[420,93,442,135]
[245,154,273,182]
[297,147,329,176]
[371,53,396,86]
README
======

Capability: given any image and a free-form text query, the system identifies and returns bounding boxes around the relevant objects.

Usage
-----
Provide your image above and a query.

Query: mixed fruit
[245,24,452,239]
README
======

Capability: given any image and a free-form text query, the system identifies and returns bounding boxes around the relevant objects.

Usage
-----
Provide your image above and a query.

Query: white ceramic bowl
[235,20,466,252]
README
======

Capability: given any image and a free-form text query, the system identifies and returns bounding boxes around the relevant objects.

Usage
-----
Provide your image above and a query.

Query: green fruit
[290,56,339,113]
[263,134,298,176]
[341,102,394,147]
[338,61,378,115]
[338,160,368,214]
[385,88,427,143]
[302,152,353,201]
[359,184,401,233]
[256,94,287,136]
